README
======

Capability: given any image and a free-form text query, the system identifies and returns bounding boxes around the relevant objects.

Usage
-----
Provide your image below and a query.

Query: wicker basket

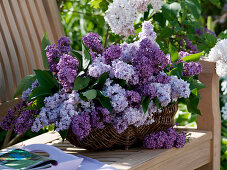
[66,102,178,150]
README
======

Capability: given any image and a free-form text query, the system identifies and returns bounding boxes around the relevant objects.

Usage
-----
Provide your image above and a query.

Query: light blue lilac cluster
[144,127,186,149]
[31,90,80,132]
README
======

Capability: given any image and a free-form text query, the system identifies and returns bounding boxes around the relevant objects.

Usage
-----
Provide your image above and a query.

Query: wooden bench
[0,0,221,169]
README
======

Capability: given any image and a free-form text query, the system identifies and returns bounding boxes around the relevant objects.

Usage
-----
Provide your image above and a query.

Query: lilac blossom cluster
[57,54,79,91]
[144,127,186,149]
[0,101,38,134]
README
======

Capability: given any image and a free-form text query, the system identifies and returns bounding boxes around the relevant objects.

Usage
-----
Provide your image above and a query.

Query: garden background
[0,0,227,169]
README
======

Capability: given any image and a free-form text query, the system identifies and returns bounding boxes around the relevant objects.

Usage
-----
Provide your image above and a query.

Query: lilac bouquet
[0,21,203,149]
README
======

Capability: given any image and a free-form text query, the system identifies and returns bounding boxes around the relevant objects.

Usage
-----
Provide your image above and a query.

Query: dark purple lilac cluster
[151,72,171,84]
[136,84,156,99]
[71,112,91,141]
[103,45,122,64]
[91,107,111,129]
[14,109,38,134]
[82,32,104,55]
[126,90,142,107]
[45,36,71,72]
[58,36,71,54]
[57,54,79,91]
[46,45,59,72]
[183,62,202,77]
[71,107,111,141]
[144,127,186,149]
[195,28,216,37]
[132,38,169,84]
[0,101,38,134]
[179,38,199,54]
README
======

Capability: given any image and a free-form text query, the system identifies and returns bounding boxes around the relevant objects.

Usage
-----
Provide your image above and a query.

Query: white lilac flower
[169,76,190,101]
[208,39,227,62]
[221,77,227,95]
[105,0,137,37]
[150,0,163,12]
[221,103,227,120]
[112,60,139,85]
[208,39,227,77]
[216,60,227,77]
[128,0,150,13]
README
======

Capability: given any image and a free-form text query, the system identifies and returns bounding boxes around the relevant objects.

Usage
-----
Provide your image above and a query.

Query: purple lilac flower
[195,28,216,37]
[14,110,38,134]
[150,72,170,84]
[183,62,202,76]
[111,116,128,134]
[132,38,169,83]
[91,107,111,129]
[58,36,71,54]
[45,44,59,72]
[175,132,186,148]
[144,128,186,149]
[103,45,122,64]
[57,54,79,91]
[136,84,156,99]
[112,60,139,85]
[71,112,91,141]
[82,33,104,55]
[126,90,141,107]
[185,39,199,54]
[0,101,25,130]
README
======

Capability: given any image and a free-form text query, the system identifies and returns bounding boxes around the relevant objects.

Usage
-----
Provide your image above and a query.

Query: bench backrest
[0,0,64,104]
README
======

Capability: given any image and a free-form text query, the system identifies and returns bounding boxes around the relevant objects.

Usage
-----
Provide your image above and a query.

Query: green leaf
[209,0,221,7]
[82,41,92,70]
[168,67,181,78]
[185,0,201,20]
[142,97,150,114]
[182,52,203,62]
[70,50,82,70]
[59,130,68,142]
[13,75,36,98]
[188,79,206,91]
[83,89,97,100]
[73,76,90,90]
[27,86,52,101]
[91,72,108,89]
[160,27,174,38]
[25,96,45,110]
[218,29,227,39]
[169,43,179,62]
[154,97,161,109]
[90,0,103,9]
[186,93,201,115]
[41,33,51,69]
[162,2,181,21]
[34,70,57,89]
[96,91,112,113]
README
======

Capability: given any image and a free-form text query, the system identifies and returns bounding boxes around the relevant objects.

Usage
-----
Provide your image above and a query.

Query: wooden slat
[9,130,212,170]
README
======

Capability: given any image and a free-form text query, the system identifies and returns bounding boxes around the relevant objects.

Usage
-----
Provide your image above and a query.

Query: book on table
[0,148,57,169]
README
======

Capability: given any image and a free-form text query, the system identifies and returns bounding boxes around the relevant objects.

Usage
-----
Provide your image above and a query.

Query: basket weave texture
[67,102,178,150]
